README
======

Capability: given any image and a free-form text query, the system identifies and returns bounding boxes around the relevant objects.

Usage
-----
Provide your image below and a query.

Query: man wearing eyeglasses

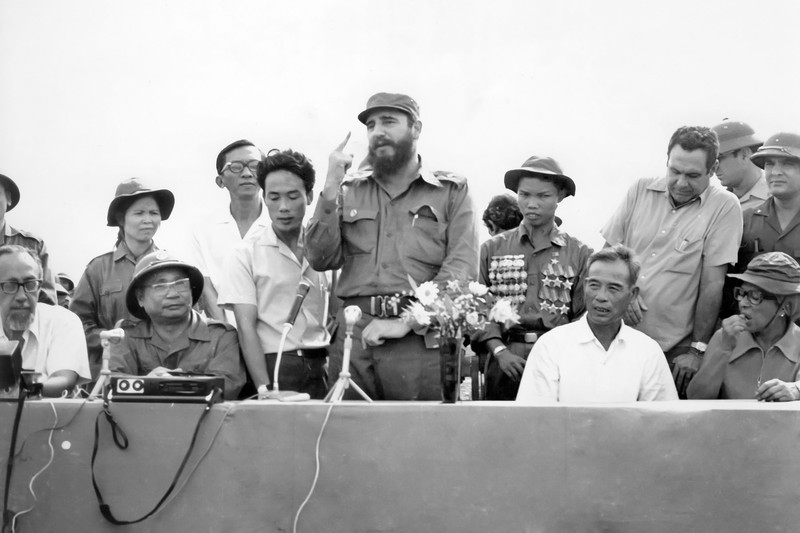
[0,174,58,305]
[188,140,269,324]
[0,245,90,396]
[108,250,246,400]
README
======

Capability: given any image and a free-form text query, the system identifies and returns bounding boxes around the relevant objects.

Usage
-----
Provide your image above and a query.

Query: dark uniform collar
[113,240,157,263]
[128,310,211,343]
[516,221,567,248]
[728,323,800,364]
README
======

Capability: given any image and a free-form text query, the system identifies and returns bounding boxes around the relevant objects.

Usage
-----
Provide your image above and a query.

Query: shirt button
[381,263,389,269]
[651,253,656,257]
[386,232,393,238]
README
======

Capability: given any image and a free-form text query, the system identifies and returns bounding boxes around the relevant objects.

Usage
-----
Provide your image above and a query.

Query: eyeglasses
[733,286,778,306]
[0,280,43,295]
[222,160,260,174]
[145,278,192,296]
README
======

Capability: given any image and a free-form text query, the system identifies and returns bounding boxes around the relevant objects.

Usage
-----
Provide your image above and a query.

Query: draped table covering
[2,399,799,532]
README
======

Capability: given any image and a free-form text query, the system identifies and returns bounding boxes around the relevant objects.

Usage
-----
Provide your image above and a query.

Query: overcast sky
[2,0,800,279]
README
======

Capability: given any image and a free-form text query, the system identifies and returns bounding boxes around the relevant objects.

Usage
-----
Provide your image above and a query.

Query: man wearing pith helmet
[109,250,245,400]
[712,120,767,210]
[737,133,800,270]
[0,173,58,305]
[601,126,743,398]
[305,92,479,401]
[471,156,592,400]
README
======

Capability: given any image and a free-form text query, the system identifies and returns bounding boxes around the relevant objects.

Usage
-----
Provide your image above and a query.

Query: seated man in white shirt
[0,245,90,396]
[517,245,678,403]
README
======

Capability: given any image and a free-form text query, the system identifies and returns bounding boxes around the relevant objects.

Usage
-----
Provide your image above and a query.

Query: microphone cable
[292,400,336,533]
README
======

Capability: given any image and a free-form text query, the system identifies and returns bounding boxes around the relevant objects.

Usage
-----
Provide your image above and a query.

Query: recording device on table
[263,279,312,402]
[0,340,41,399]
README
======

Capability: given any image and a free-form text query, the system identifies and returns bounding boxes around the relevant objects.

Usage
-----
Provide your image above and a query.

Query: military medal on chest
[540,251,575,316]
[488,254,527,304]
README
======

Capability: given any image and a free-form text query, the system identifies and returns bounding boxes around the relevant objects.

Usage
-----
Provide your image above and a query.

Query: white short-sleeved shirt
[516,316,678,403]
[2,303,92,383]
[601,177,742,351]
[217,225,330,353]
[189,203,270,323]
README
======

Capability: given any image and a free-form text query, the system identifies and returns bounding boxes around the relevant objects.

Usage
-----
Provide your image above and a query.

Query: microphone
[284,280,312,329]
[344,305,362,336]
[89,328,126,400]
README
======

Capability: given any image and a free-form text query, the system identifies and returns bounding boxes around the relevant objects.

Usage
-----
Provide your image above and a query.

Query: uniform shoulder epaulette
[6,225,45,243]
[342,169,373,183]
[206,318,237,332]
[433,170,468,186]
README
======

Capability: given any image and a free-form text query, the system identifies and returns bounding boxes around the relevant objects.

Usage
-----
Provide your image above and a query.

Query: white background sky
[2,0,800,280]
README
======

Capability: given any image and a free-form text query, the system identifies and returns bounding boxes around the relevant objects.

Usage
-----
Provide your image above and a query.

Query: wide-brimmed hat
[126,250,204,320]
[749,132,800,169]
[0,174,20,212]
[727,252,800,296]
[504,156,576,197]
[357,92,420,124]
[712,120,762,154]
[106,177,175,227]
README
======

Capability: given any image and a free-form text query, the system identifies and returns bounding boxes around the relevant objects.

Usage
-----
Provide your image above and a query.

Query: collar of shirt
[728,323,800,364]
[257,224,310,270]
[515,221,567,248]
[739,176,769,204]
[359,156,445,189]
[646,176,713,208]
[214,199,270,227]
[113,240,157,263]
[573,314,631,347]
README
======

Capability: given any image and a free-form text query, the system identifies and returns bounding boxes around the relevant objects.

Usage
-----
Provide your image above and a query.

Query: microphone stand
[89,329,125,400]
[325,306,372,403]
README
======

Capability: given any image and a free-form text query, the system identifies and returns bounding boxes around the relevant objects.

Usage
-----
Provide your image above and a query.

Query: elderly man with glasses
[109,250,246,400]
[0,245,90,397]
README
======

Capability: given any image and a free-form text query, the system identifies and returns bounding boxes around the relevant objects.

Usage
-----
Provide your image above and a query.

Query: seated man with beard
[0,245,90,396]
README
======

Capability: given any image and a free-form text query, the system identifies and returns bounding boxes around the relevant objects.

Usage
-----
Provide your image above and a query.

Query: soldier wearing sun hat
[690,251,800,401]
[471,156,592,400]
[70,177,175,378]
[108,250,245,400]
[305,91,479,401]
[0,173,58,305]
[712,120,767,210]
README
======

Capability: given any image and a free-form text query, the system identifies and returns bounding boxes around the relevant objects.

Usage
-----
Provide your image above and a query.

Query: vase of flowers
[402,277,520,403]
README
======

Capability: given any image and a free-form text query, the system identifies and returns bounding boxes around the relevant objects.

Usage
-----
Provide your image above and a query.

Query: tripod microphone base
[324,371,373,403]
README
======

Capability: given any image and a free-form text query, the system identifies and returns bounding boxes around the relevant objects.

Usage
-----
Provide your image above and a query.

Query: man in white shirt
[189,140,270,323]
[0,245,90,396]
[219,149,331,399]
[517,245,677,403]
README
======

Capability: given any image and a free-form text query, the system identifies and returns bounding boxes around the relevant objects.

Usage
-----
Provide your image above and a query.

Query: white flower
[415,281,439,306]
[446,280,461,292]
[489,299,521,327]
[468,281,488,296]
[404,301,432,327]
[465,311,480,327]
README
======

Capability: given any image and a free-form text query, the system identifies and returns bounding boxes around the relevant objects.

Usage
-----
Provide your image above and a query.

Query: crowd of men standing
[2,92,800,403]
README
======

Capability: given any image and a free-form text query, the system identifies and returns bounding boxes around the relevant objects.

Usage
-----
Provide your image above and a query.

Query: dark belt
[505,330,546,344]
[265,348,328,359]
[342,295,415,319]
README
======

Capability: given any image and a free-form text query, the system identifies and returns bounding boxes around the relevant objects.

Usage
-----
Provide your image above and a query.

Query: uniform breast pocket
[668,232,703,274]
[342,208,378,256]
[405,204,447,267]
[99,280,124,324]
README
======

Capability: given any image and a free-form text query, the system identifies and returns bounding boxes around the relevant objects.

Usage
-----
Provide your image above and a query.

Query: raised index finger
[335,132,351,152]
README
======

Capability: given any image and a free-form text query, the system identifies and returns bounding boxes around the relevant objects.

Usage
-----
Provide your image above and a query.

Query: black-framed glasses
[145,278,191,297]
[0,280,43,295]
[733,286,778,306]
[222,160,260,174]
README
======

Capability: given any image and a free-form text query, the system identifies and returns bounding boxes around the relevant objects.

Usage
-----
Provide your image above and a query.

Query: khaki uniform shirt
[305,160,479,297]
[110,310,245,400]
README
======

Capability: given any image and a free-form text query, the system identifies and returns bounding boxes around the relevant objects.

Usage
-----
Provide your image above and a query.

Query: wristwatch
[690,341,708,354]
[492,345,507,357]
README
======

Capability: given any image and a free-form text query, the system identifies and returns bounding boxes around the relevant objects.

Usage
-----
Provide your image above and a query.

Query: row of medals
[487,253,575,315]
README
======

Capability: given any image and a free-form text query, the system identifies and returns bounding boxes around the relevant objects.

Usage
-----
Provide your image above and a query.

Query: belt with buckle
[266,348,328,359]
[505,330,544,344]
[343,295,415,319]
